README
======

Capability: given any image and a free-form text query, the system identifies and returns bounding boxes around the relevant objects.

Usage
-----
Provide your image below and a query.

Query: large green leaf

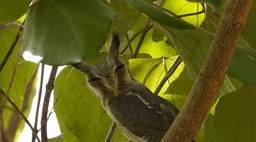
[0,26,38,141]
[20,0,117,65]
[110,0,142,37]
[54,66,127,141]
[214,86,256,142]
[0,0,30,23]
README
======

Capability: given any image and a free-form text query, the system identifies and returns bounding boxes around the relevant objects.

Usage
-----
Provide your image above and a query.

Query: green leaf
[122,0,195,29]
[54,66,128,141]
[0,0,30,23]
[228,42,256,87]
[20,0,117,65]
[163,68,194,109]
[214,86,256,142]
[110,0,142,37]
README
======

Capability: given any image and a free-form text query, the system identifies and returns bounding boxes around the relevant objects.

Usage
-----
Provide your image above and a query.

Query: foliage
[0,0,255,142]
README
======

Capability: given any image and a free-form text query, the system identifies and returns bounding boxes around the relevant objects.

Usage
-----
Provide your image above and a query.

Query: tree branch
[161,0,253,141]
[41,66,58,142]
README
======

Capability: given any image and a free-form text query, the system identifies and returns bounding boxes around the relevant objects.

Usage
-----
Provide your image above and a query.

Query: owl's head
[73,33,133,102]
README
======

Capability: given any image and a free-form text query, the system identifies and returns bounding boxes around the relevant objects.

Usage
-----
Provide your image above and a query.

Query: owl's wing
[108,85,179,141]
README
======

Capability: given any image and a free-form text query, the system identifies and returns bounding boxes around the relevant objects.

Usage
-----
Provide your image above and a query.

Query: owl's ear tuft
[108,32,120,60]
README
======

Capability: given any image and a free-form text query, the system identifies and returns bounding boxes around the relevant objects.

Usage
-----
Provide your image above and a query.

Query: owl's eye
[88,77,101,83]
[115,64,125,72]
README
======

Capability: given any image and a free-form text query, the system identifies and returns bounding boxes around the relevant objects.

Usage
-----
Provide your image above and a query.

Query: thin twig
[120,31,142,54]
[154,56,182,95]
[0,88,41,141]
[0,22,24,72]
[41,66,58,142]
[105,121,117,142]
[32,64,45,142]
[0,22,23,31]
[132,22,153,58]
[124,34,134,56]
[160,3,205,19]
[142,58,162,85]
[1,51,21,107]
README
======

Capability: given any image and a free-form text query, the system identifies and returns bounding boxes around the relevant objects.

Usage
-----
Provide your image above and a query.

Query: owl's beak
[105,75,119,96]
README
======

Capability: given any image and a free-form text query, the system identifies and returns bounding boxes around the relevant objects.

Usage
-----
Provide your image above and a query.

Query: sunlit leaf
[131,29,177,58]
[122,0,195,29]
[129,57,166,91]
[0,26,38,141]
[214,86,256,142]
[163,0,205,25]
[129,56,185,107]
[20,0,117,65]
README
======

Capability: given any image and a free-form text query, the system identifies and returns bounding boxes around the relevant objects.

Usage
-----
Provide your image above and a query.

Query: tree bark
[161,0,253,141]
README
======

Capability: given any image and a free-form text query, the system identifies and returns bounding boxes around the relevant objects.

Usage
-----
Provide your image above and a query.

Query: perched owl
[73,33,180,142]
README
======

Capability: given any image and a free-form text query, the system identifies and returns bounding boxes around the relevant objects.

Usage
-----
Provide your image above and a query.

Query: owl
[72,33,179,142]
